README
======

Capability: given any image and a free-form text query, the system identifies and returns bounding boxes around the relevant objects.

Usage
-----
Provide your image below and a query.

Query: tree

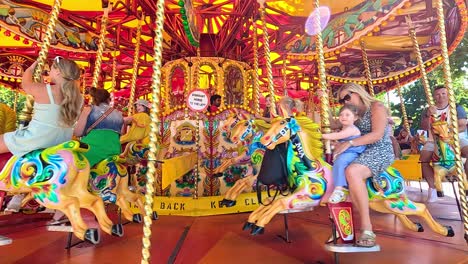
[0,87,27,116]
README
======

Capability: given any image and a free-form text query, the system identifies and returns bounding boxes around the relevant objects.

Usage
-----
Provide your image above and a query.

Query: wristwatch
[348,140,354,146]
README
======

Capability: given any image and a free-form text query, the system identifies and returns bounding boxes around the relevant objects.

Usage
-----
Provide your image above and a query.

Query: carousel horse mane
[252,119,271,132]
[293,116,323,159]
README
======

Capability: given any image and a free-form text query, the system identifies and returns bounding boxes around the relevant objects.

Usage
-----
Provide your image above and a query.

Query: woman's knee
[345,164,371,183]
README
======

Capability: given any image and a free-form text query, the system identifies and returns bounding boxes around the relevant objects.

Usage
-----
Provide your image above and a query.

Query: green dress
[81,129,121,167]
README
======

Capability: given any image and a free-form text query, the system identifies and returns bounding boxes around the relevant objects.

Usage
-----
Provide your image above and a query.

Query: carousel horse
[0,141,123,244]
[214,112,251,177]
[88,154,152,223]
[216,116,270,207]
[431,121,468,196]
[86,120,159,223]
[244,117,454,237]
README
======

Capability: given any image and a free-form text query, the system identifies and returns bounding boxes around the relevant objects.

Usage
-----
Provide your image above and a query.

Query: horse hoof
[84,228,100,244]
[152,211,159,220]
[437,191,444,197]
[445,226,455,237]
[213,173,224,178]
[416,223,424,232]
[251,225,265,236]
[111,224,124,237]
[133,214,143,223]
[242,222,254,231]
[220,199,236,208]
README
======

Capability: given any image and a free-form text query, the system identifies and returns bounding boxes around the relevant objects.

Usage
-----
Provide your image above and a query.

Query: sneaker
[5,194,24,212]
[329,188,349,203]
[427,188,438,203]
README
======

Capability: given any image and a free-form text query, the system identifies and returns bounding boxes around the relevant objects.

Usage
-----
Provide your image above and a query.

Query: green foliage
[0,86,27,115]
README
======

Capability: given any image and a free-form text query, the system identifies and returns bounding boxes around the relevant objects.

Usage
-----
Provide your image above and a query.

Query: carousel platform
[0,184,466,264]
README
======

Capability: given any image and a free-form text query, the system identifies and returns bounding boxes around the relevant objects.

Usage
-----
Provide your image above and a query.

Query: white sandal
[329,188,349,203]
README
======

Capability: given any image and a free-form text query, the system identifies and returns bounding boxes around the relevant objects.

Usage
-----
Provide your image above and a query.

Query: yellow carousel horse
[244,116,453,237]
[431,120,468,196]
[0,141,123,244]
[215,113,270,207]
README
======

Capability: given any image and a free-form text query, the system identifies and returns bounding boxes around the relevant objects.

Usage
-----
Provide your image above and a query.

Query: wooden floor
[0,185,467,264]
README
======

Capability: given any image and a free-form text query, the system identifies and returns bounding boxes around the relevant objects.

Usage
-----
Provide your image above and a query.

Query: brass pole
[435,0,468,241]
[141,0,165,262]
[257,0,276,116]
[127,15,143,115]
[407,17,434,106]
[252,18,260,113]
[360,39,375,97]
[313,0,331,154]
[18,0,63,133]
[91,5,111,88]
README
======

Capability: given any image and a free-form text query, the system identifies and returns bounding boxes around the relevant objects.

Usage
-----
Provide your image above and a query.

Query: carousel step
[324,243,381,253]
[47,224,73,233]
[0,235,12,246]
[278,207,314,214]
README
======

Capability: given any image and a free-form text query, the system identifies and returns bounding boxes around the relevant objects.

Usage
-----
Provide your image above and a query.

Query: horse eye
[244,122,248,126]
[280,121,285,124]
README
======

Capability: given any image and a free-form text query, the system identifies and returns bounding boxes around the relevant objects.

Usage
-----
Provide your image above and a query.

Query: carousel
[0,0,467,263]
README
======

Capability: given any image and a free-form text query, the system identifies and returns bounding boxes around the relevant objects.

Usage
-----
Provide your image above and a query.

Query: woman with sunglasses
[0,56,83,156]
[332,83,394,248]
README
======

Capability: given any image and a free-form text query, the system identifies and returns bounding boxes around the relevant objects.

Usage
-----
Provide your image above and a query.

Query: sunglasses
[338,92,353,104]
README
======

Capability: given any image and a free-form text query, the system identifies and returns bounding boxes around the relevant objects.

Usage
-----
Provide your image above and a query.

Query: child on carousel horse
[322,104,366,203]
[120,99,151,145]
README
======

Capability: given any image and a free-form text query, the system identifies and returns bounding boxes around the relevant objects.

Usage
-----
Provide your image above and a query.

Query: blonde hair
[53,58,83,127]
[337,83,378,110]
[277,96,303,117]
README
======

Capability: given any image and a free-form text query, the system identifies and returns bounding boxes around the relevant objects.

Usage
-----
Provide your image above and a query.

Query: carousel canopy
[0,0,466,99]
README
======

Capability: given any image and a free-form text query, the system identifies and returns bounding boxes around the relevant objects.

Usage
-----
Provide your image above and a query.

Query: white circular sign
[187,90,209,112]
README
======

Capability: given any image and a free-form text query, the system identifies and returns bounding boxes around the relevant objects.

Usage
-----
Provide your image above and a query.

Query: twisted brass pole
[18,0,62,134]
[407,18,434,106]
[282,57,287,96]
[193,47,201,199]
[360,40,375,97]
[313,0,331,154]
[111,50,117,92]
[252,18,260,113]
[435,0,468,241]
[396,79,410,133]
[141,0,165,262]
[257,0,276,116]
[91,6,110,88]
[128,15,143,115]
